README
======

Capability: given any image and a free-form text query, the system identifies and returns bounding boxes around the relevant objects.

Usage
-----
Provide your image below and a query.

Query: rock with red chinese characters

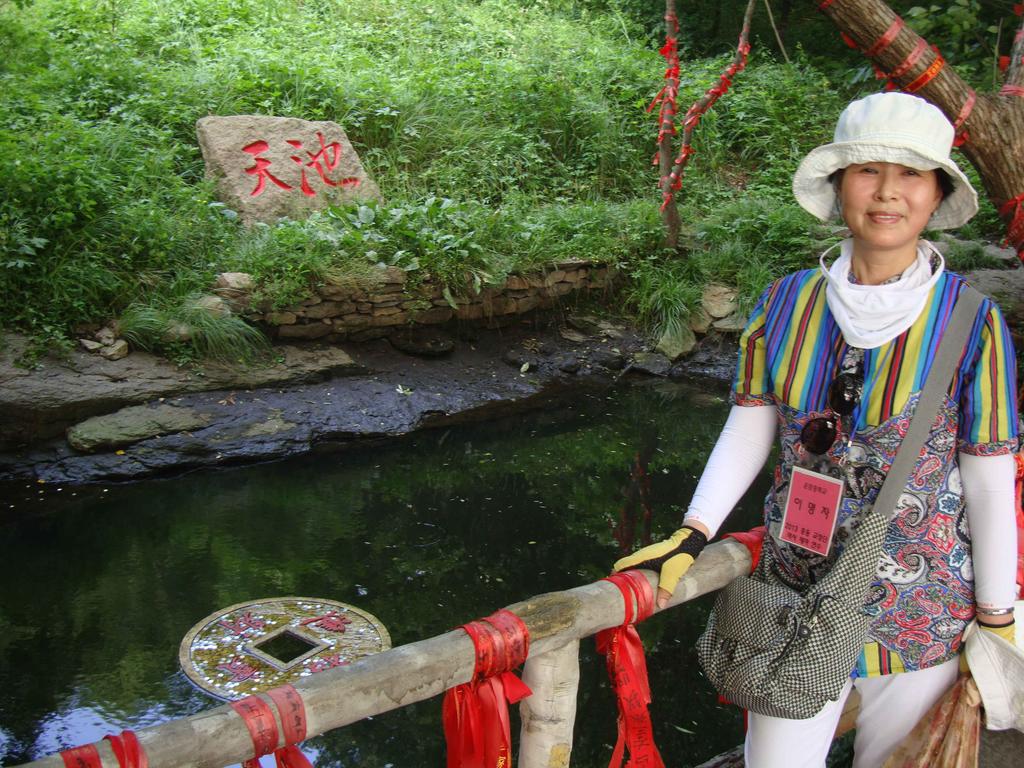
[196,116,381,224]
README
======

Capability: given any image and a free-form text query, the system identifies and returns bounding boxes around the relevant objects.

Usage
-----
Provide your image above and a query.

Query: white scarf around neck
[820,239,944,349]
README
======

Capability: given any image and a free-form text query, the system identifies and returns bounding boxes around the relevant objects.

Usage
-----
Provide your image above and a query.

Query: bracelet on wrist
[976,606,1014,616]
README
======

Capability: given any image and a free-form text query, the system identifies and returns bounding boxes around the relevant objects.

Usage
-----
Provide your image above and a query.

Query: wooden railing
[14,539,755,768]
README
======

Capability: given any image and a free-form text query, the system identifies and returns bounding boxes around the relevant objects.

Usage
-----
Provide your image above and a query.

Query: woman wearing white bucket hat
[615,92,1019,766]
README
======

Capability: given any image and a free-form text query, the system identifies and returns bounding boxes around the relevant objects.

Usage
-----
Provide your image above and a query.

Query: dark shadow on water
[0,379,771,767]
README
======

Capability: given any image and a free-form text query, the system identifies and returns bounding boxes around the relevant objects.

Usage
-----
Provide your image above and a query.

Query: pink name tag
[780,466,844,556]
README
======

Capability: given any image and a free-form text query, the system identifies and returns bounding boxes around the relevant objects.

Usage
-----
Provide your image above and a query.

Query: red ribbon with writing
[442,609,532,768]
[904,54,944,93]
[60,732,148,768]
[232,686,314,768]
[60,745,103,768]
[268,685,312,768]
[596,571,665,768]
[232,694,278,768]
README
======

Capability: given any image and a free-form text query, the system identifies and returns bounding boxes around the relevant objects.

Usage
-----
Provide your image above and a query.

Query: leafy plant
[0,0,1010,360]
[326,197,499,294]
[223,217,345,310]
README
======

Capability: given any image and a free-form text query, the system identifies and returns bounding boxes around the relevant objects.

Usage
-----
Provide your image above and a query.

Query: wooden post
[518,640,580,768]
[12,539,753,768]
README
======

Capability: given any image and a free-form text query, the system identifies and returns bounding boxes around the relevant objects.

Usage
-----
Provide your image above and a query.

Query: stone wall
[215,259,614,342]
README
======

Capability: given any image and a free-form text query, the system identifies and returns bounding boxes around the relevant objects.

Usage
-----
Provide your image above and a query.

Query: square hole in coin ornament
[246,627,329,670]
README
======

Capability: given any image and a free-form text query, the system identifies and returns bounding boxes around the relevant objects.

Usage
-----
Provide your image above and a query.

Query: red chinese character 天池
[242,140,293,197]
[286,133,361,197]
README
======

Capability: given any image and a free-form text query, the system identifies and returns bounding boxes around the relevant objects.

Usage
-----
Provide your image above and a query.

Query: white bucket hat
[792,92,978,230]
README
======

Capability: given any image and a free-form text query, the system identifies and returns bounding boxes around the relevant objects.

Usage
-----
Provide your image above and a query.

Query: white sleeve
[960,452,1018,610]
[683,404,777,537]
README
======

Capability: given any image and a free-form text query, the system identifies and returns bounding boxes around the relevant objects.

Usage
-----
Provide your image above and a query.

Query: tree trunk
[659,0,682,248]
[816,0,1024,260]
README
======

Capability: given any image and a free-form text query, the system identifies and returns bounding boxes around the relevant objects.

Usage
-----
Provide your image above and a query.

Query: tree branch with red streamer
[1004,6,1024,91]
[815,1,1024,266]
[650,0,757,248]
[649,0,683,247]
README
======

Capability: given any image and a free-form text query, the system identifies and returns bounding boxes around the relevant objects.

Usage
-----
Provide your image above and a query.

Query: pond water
[0,378,771,768]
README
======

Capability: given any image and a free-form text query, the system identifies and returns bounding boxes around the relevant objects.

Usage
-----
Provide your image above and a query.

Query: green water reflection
[0,379,769,767]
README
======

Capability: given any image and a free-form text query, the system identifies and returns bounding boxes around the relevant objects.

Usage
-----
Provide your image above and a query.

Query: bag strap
[819,285,985,596]
[872,285,984,520]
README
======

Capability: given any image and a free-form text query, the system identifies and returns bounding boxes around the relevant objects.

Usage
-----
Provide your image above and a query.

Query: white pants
[744,658,959,768]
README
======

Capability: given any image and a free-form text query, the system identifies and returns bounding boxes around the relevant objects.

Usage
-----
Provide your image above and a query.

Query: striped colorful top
[732,266,1018,676]
[734,268,1017,451]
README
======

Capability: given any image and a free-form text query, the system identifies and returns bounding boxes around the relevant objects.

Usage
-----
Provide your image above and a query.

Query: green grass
[0,0,1011,359]
[119,293,270,365]
[942,238,1008,273]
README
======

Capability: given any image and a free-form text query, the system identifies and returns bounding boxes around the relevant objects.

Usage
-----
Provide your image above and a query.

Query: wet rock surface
[67,404,212,452]
[0,319,738,486]
[0,337,365,449]
[3,257,1019,488]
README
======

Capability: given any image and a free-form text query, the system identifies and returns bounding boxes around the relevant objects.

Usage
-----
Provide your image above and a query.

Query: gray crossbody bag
[696,286,984,720]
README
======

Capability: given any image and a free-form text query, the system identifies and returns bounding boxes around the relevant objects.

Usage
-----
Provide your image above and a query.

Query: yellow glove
[612,526,708,608]
[978,619,1016,644]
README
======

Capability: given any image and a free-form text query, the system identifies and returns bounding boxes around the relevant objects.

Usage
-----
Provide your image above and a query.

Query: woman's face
[838,162,943,259]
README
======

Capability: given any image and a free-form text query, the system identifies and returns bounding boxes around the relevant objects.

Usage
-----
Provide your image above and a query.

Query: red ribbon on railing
[60,732,148,768]
[443,609,532,768]
[268,685,312,768]
[60,745,103,768]
[232,694,278,768]
[596,571,665,768]
[104,732,147,768]
[724,526,767,573]
[232,685,314,768]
